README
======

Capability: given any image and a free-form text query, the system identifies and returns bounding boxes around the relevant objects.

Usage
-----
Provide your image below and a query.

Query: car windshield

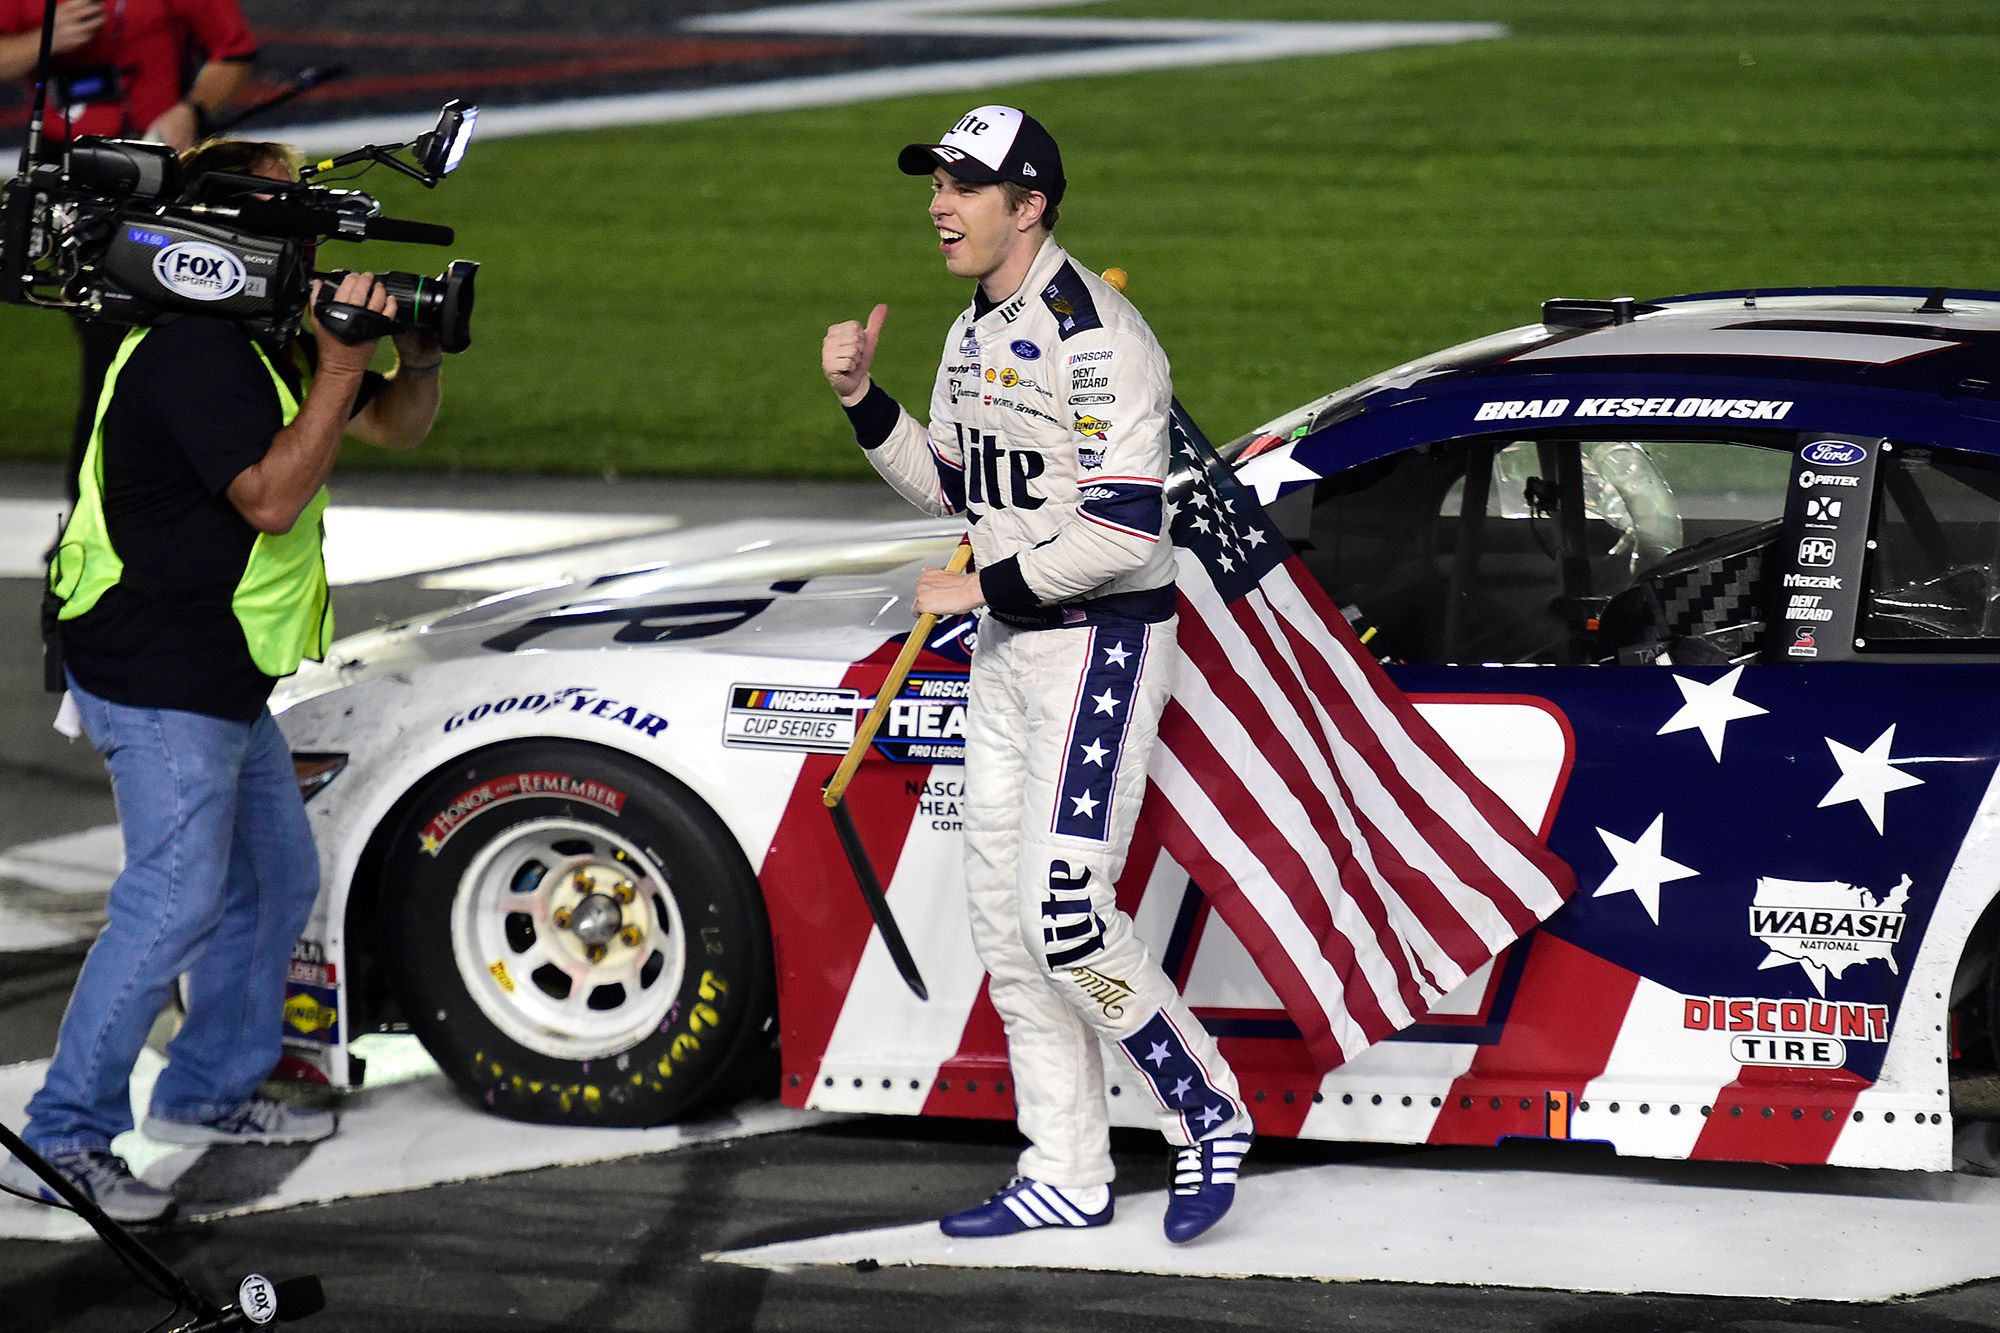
[1220,323,1557,461]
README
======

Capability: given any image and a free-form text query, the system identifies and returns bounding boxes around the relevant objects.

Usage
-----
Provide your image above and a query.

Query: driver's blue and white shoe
[1163,1132,1252,1243]
[939,1177,1113,1237]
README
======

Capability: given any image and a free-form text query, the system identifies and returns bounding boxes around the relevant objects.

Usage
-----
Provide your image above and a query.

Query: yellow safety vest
[49,328,333,678]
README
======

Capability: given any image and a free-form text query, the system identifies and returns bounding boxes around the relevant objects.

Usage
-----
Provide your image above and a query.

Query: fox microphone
[168,1275,325,1331]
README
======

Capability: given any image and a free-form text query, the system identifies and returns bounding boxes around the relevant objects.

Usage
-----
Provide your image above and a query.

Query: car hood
[276,515,962,710]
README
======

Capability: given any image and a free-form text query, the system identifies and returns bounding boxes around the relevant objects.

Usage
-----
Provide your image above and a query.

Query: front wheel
[379,741,773,1125]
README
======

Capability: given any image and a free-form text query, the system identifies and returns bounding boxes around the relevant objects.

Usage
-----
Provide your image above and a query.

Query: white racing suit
[851,237,1251,1186]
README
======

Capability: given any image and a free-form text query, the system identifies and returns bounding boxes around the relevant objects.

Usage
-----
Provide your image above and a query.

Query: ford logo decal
[1010,340,1041,361]
[1801,440,1866,466]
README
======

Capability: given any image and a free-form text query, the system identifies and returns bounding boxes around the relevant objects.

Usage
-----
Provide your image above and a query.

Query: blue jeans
[24,676,320,1156]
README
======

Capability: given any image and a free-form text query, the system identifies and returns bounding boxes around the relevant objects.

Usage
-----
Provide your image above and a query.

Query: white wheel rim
[448,816,687,1062]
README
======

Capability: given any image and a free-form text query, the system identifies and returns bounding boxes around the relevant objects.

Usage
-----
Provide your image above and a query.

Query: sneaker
[145,1095,335,1147]
[939,1177,1114,1237]
[1,1150,174,1224]
[1163,1132,1252,1243]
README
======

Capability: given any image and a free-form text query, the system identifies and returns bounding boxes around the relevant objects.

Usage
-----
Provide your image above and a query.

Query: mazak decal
[879,673,969,764]
[418,771,629,855]
[443,688,667,739]
[1748,874,1910,994]
[724,683,861,753]
[1683,995,1890,1068]
[1802,439,1867,466]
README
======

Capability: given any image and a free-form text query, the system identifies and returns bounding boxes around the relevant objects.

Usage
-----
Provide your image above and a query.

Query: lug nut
[586,943,607,963]
[620,927,641,947]
[572,871,593,892]
[553,908,572,929]
[614,881,635,903]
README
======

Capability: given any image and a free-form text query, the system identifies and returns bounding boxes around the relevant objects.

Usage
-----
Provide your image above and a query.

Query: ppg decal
[152,242,247,301]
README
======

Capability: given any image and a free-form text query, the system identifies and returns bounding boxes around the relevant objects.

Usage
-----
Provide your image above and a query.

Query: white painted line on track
[711,1153,2000,1301]
[0,1039,838,1241]
[261,3,1504,153]
[0,498,675,586]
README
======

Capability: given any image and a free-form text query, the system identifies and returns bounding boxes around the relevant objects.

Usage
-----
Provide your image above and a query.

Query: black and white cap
[898,105,1066,205]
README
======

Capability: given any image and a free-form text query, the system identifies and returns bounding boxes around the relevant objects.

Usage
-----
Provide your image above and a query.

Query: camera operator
[0,138,445,1225]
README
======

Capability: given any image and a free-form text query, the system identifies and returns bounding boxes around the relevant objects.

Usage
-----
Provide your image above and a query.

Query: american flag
[1140,410,1578,1072]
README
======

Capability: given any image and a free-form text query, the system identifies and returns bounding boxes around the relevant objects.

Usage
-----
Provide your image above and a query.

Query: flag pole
[819,537,973,1002]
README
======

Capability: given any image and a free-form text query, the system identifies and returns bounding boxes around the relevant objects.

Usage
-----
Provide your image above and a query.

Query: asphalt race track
[7,3,2000,1329]
[2,463,2000,1331]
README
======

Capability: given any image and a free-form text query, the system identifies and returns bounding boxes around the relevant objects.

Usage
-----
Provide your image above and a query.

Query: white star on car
[1103,642,1131,668]
[1818,724,1925,834]
[1656,665,1768,761]
[1070,790,1101,819]
[1238,447,1321,506]
[1078,738,1109,767]
[1092,690,1122,716]
[1593,813,1699,926]
[1146,1040,1172,1068]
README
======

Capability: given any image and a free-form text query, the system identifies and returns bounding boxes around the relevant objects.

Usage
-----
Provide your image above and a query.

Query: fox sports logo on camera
[151,240,248,302]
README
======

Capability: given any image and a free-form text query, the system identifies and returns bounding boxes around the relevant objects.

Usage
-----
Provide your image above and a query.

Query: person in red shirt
[0,0,255,148]
[0,0,258,497]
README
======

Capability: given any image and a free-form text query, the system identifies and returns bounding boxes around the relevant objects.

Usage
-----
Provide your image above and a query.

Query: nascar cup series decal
[724,675,968,763]
[152,240,249,302]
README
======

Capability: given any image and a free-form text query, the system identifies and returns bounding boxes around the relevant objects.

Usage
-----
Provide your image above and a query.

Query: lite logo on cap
[899,104,1067,204]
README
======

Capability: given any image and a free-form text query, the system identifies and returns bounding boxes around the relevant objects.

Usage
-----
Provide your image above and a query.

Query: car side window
[1863,443,2000,644]
[1293,435,1792,665]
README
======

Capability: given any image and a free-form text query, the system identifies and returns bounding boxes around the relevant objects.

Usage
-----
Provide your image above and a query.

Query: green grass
[2,0,1996,477]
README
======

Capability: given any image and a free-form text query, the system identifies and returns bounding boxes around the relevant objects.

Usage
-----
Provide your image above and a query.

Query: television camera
[0,97,480,351]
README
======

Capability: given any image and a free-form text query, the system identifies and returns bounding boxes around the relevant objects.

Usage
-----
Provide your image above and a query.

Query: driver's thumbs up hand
[823,303,888,405]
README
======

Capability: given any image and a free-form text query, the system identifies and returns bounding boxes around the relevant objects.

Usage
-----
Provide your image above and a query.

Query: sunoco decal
[724,683,861,752]
[1683,995,1889,1068]
[152,241,247,301]
[1748,874,1909,995]
[418,771,628,855]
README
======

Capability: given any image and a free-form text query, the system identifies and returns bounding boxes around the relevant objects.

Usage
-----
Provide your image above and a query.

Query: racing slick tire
[379,741,774,1126]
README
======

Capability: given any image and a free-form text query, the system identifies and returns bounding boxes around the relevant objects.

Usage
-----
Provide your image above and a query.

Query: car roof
[1241,287,2000,476]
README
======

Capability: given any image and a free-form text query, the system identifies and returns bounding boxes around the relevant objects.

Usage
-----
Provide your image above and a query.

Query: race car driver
[821,105,1253,1243]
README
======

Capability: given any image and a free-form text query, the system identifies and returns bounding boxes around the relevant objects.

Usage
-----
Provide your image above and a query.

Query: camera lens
[319,261,476,353]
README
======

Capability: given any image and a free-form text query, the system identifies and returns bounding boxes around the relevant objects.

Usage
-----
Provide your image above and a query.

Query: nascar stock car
[274,285,2000,1171]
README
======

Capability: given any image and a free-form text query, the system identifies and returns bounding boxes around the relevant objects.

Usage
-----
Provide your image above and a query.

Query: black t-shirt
[60,317,381,720]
